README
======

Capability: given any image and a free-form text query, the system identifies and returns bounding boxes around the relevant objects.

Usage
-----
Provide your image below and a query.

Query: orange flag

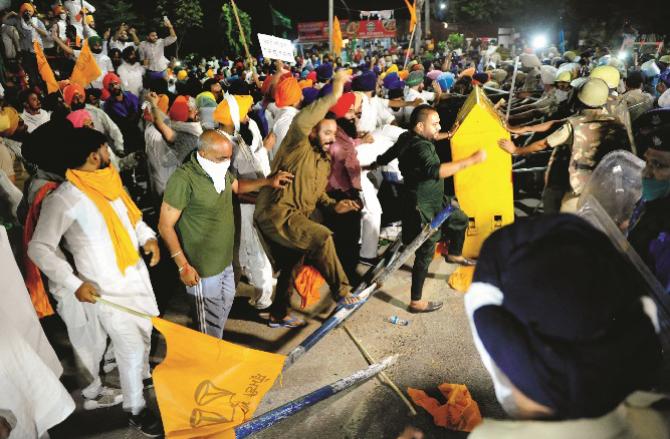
[70,40,101,87]
[333,16,343,56]
[33,41,59,94]
[151,318,285,439]
[404,0,417,33]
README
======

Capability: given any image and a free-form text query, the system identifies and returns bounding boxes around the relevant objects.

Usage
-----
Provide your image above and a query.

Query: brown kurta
[254,93,351,297]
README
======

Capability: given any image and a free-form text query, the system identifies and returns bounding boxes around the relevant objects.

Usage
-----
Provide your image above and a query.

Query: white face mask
[196,153,230,194]
[59,13,66,20]
[555,89,570,103]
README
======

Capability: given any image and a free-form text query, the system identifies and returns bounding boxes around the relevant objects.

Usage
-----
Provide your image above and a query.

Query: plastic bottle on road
[386,315,409,326]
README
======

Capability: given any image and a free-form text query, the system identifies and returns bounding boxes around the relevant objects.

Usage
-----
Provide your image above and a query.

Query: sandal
[446,256,477,266]
[339,294,364,310]
[268,315,306,328]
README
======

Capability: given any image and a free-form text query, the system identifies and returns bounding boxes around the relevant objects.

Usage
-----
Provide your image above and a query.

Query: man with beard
[138,18,177,81]
[394,105,485,313]
[117,46,145,98]
[63,83,125,155]
[19,90,51,133]
[109,25,140,52]
[326,91,366,281]
[51,34,114,89]
[102,72,143,152]
[255,70,363,328]
[28,127,164,436]
[2,3,49,90]
[211,94,275,311]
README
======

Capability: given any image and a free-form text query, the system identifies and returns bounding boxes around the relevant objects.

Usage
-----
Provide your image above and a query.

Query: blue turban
[466,214,661,420]
[316,63,333,82]
[352,71,377,92]
[302,87,319,106]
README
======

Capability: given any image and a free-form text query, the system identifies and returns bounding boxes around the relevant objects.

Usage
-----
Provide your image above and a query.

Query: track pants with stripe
[186,264,236,339]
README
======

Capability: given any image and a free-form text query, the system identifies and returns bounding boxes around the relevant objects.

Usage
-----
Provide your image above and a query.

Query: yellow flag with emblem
[151,318,285,438]
[333,16,343,56]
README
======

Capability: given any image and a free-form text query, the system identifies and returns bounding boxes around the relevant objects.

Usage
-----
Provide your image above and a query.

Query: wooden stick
[229,0,253,65]
[96,297,153,320]
[342,324,418,416]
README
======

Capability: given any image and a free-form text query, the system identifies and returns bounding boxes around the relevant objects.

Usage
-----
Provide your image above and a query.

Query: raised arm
[290,69,347,138]
[147,92,176,143]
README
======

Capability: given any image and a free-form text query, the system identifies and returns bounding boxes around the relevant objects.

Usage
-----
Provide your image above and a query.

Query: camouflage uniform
[545,109,617,196]
[605,94,636,153]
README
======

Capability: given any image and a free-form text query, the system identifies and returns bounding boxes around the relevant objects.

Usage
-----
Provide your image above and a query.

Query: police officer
[499,78,629,213]
[590,65,636,152]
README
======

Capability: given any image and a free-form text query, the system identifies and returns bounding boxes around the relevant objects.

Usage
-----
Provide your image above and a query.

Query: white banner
[257,33,295,64]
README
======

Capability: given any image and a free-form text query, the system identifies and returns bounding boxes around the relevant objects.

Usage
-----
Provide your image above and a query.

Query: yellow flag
[333,16,343,56]
[404,0,417,33]
[151,318,285,439]
[70,40,101,87]
[33,41,59,94]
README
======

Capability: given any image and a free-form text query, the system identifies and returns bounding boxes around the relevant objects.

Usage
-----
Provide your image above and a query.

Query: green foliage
[156,0,204,33]
[449,0,527,24]
[93,0,139,30]
[447,33,465,49]
[220,2,253,57]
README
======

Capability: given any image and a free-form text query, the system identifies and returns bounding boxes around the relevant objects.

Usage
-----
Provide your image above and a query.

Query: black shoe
[143,377,154,390]
[408,301,443,313]
[129,408,163,437]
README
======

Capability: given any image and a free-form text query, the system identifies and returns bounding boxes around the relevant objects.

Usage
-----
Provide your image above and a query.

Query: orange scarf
[66,165,142,274]
[23,182,59,318]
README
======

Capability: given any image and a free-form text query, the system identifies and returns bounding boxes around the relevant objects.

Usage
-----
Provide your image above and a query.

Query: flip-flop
[339,295,366,310]
[447,257,477,266]
[268,316,306,328]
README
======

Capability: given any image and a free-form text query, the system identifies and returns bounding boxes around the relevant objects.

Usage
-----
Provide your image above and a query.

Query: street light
[439,2,446,9]
[531,34,548,50]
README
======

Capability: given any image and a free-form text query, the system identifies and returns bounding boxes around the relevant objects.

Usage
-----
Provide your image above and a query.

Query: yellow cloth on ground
[448,266,475,292]
[408,383,482,432]
[151,317,285,439]
[65,165,142,274]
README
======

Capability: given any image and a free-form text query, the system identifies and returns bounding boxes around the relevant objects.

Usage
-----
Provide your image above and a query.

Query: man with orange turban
[269,76,304,160]
[255,70,363,328]
[212,94,276,311]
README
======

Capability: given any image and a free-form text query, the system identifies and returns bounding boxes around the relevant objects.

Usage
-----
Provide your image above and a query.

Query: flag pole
[230,0,253,66]
[96,297,153,320]
[506,55,520,121]
[404,25,417,69]
[235,355,398,438]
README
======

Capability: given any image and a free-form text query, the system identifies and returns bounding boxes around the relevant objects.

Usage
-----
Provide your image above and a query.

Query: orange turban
[298,79,313,89]
[63,83,86,106]
[156,94,169,114]
[169,96,190,122]
[275,77,302,108]
[460,67,475,78]
[20,3,35,15]
[213,95,254,127]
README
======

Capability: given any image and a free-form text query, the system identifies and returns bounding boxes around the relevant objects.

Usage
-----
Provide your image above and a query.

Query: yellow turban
[298,79,313,89]
[177,70,188,81]
[1,106,20,136]
[213,95,254,127]
[275,77,302,108]
[386,64,399,75]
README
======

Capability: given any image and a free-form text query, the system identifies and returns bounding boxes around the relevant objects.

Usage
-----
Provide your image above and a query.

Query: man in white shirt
[28,128,163,437]
[269,75,302,162]
[19,90,50,133]
[51,33,114,90]
[63,0,95,38]
[138,19,177,79]
[403,70,435,126]
[117,46,145,98]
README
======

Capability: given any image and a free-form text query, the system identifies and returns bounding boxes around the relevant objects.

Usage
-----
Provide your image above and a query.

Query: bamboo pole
[342,324,417,416]
[229,0,253,65]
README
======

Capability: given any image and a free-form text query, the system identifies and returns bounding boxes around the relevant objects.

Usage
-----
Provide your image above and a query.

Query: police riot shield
[576,150,645,228]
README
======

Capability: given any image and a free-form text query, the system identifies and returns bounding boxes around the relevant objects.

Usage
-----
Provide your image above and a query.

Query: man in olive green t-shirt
[158,130,292,338]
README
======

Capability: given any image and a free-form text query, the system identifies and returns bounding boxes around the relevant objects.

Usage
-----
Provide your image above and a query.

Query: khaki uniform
[622,89,654,122]
[545,109,617,205]
[254,93,351,297]
[605,94,636,153]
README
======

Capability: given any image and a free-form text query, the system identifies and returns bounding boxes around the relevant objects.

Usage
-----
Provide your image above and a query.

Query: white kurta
[28,182,157,413]
[230,121,274,309]
[0,226,75,438]
[270,106,299,162]
[403,87,435,125]
[20,109,51,133]
[117,61,145,98]
[145,121,178,197]
[357,95,396,134]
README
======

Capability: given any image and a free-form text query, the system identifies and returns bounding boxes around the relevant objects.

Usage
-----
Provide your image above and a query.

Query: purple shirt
[327,126,362,193]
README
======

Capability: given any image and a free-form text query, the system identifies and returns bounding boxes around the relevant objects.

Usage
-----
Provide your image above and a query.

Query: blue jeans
[186,264,235,339]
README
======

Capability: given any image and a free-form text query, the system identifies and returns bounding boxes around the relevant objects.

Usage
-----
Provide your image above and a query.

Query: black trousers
[402,198,469,301]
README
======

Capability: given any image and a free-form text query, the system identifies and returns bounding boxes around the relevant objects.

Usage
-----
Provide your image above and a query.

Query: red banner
[298,19,396,42]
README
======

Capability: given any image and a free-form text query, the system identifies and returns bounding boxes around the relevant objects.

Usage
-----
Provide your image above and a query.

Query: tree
[220,2,252,58]
[86,0,140,31]
[156,0,204,57]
